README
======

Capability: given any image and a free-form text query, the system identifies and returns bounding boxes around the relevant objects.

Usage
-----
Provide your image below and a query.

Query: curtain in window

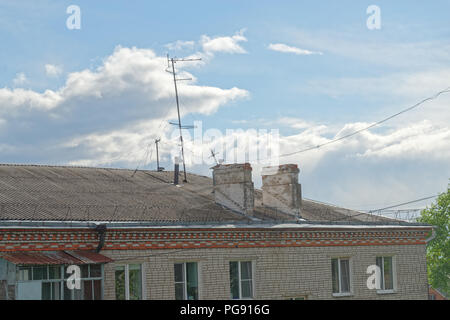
[383,257,394,290]
[331,259,339,293]
[129,264,142,300]
[115,266,126,300]
[340,259,350,293]
[240,262,253,298]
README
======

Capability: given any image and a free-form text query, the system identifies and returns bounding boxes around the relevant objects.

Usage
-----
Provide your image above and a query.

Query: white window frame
[115,263,144,300]
[331,257,353,297]
[376,256,397,294]
[174,262,199,300]
[229,260,255,300]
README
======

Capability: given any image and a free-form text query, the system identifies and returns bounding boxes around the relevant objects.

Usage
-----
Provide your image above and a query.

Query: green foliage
[417,187,450,296]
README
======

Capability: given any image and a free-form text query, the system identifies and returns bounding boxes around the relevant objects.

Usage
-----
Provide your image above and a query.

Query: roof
[0,164,408,225]
[0,250,112,265]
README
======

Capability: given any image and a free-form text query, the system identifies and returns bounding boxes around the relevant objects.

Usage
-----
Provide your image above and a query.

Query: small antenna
[209,149,219,165]
[155,138,164,171]
[166,54,202,183]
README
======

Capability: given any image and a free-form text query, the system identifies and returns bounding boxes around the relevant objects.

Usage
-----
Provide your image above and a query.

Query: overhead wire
[261,87,450,160]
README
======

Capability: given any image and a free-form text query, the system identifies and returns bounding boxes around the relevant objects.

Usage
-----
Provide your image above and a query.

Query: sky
[0,0,449,213]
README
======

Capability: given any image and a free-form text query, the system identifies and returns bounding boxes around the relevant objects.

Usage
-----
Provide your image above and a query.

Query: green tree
[417,187,450,296]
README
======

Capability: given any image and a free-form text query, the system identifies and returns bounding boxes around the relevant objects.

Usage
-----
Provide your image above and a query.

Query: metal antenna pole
[166,54,201,183]
[155,138,161,171]
[210,149,219,165]
[170,58,188,182]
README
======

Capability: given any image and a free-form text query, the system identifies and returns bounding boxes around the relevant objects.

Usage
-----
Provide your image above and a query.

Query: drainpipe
[95,224,107,253]
[425,226,437,244]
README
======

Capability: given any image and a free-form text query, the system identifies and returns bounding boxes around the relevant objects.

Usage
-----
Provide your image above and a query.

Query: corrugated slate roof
[0,164,395,224]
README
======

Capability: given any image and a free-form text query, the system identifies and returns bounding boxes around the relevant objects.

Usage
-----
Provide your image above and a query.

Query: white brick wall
[102,244,428,300]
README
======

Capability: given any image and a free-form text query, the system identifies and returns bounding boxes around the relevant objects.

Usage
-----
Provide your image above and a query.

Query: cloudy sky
[0,0,449,213]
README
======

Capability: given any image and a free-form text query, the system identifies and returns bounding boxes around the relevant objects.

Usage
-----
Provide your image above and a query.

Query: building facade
[0,163,433,300]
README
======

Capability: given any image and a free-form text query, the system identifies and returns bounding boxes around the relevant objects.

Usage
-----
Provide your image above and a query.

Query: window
[174,262,198,300]
[230,261,253,299]
[115,264,143,300]
[16,264,104,300]
[376,256,395,292]
[331,258,351,295]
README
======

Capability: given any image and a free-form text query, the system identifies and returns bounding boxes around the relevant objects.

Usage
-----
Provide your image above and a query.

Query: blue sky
[1,0,449,213]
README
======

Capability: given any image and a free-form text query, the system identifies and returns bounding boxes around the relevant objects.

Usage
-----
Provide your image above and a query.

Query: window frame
[229,260,255,300]
[376,256,397,294]
[114,263,144,300]
[331,257,353,297]
[174,262,199,300]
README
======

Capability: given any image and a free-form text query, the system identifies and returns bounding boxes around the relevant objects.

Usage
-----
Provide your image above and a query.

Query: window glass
[186,262,198,300]
[73,287,82,300]
[175,283,185,300]
[340,259,350,293]
[129,264,142,300]
[63,283,72,300]
[241,262,252,281]
[80,265,89,278]
[376,257,384,289]
[331,259,339,293]
[93,279,102,300]
[241,280,253,298]
[42,282,51,300]
[83,280,93,300]
[383,257,394,290]
[90,264,102,278]
[115,266,126,300]
[52,282,61,300]
[229,262,239,299]
[33,266,48,280]
[48,266,61,279]
[18,266,32,281]
[174,263,184,283]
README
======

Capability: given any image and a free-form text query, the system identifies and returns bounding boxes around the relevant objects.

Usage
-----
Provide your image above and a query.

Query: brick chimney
[212,163,254,215]
[261,164,301,216]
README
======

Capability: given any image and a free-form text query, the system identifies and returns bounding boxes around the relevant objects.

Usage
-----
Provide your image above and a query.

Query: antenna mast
[155,138,164,171]
[166,54,201,183]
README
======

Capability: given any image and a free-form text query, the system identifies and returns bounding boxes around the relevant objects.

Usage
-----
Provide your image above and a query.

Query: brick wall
[102,244,428,300]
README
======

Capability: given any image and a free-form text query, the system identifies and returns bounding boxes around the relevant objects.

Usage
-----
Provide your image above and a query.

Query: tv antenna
[209,149,219,165]
[155,138,164,172]
[166,54,201,182]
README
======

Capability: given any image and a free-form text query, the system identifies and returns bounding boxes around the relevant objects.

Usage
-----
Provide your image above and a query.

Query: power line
[330,195,438,222]
[367,195,438,212]
[269,87,450,159]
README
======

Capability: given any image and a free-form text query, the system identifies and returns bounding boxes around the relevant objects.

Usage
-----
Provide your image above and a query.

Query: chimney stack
[212,163,254,215]
[261,164,301,216]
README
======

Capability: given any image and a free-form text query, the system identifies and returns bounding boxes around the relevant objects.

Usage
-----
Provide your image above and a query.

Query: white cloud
[45,64,63,77]
[288,29,450,69]
[12,72,27,86]
[201,29,248,55]
[165,40,195,51]
[0,44,249,166]
[268,43,323,55]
